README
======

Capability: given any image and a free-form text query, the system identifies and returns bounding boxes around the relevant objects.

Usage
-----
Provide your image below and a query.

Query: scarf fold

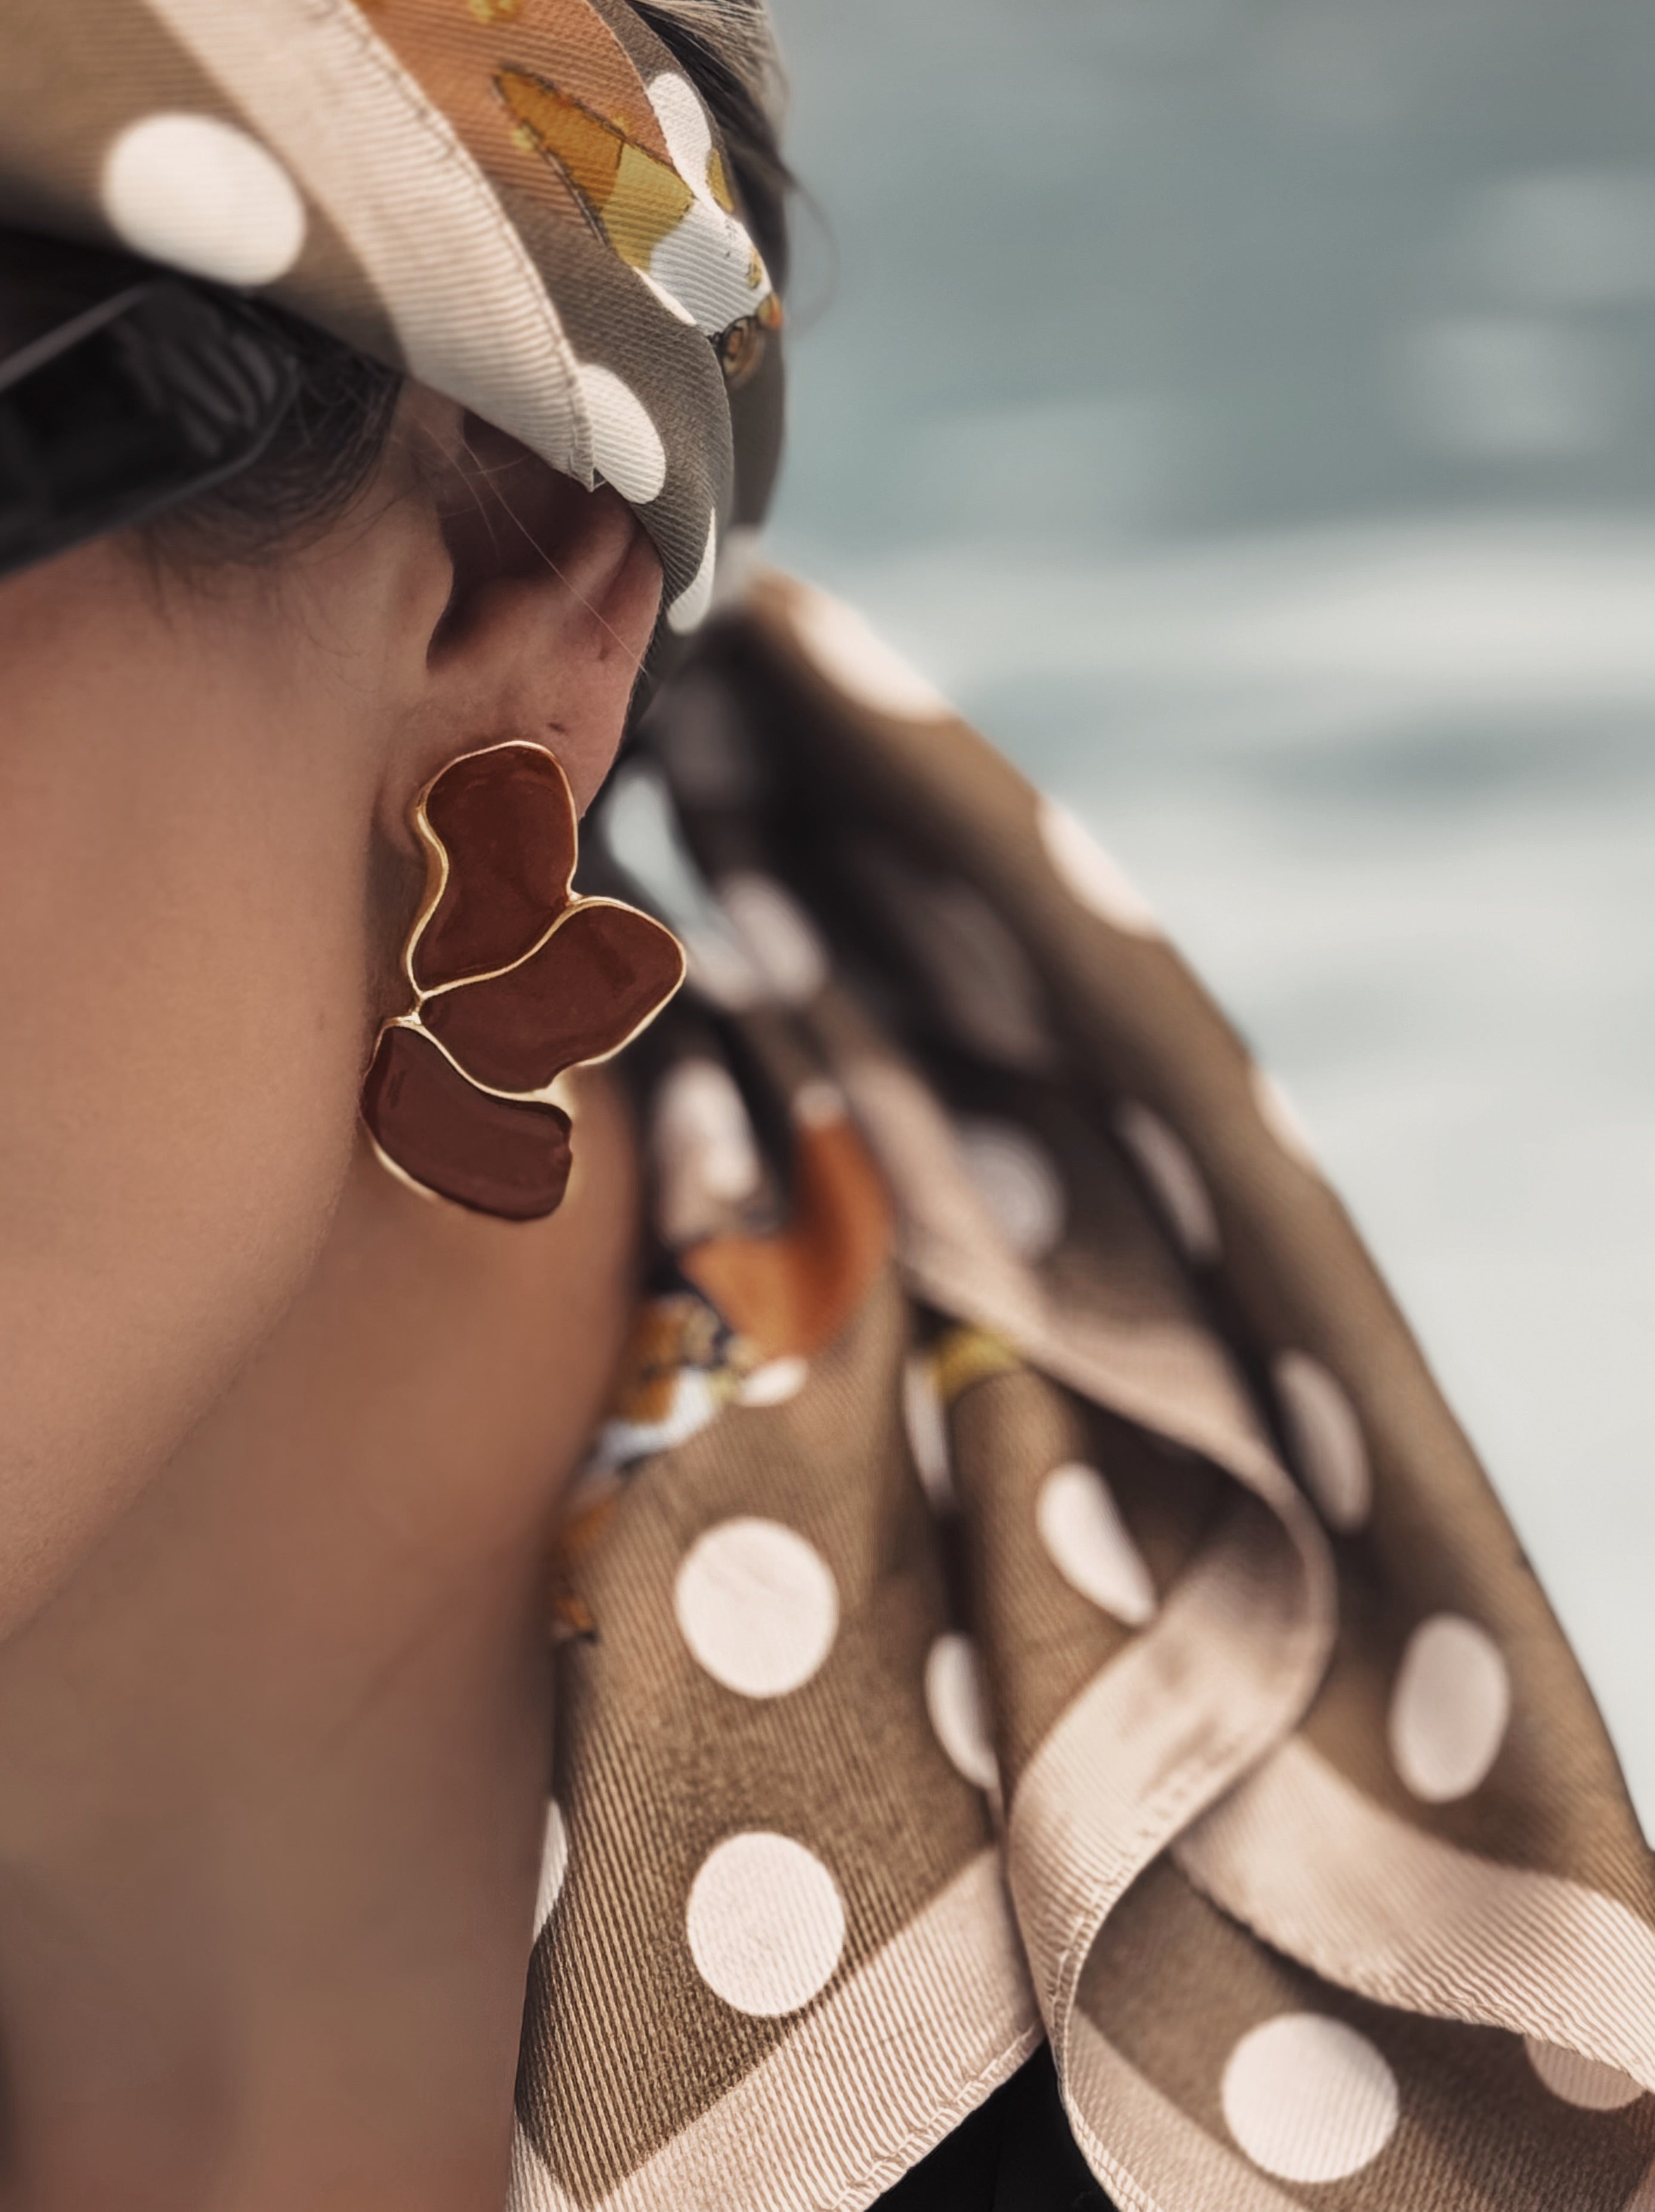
[512,572,1655,2211]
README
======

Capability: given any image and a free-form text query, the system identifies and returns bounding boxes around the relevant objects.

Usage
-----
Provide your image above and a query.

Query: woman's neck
[0,1073,639,2211]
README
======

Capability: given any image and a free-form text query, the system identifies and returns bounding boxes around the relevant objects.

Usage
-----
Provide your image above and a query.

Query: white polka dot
[654,1059,760,1201]
[1222,2014,1399,2183]
[738,1356,808,1408]
[1272,1350,1372,1533]
[644,73,769,316]
[717,872,830,1004]
[957,1118,1066,1262]
[576,360,666,504]
[1388,1614,1511,1804]
[534,1800,569,1937]
[686,1831,845,2015]
[925,1634,1000,1791]
[1252,1065,1320,1168]
[645,71,714,193]
[636,266,698,324]
[902,1354,954,1511]
[1525,2038,1645,2110]
[1037,797,1160,936]
[674,1518,839,1698]
[668,514,717,634]
[791,1078,847,1130]
[642,78,772,332]
[710,523,765,616]
[787,586,953,720]
[1035,1463,1157,1627]
[652,1057,762,1246]
[1113,1102,1221,1263]
[649,192,769,335]
[101,113,306,286]
[681,926,765,1011]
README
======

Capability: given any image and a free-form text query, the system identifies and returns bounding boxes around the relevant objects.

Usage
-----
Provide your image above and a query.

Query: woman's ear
[418,408,663,816]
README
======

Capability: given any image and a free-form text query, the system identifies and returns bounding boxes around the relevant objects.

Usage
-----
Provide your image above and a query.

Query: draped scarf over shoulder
[5,5,1651,2207]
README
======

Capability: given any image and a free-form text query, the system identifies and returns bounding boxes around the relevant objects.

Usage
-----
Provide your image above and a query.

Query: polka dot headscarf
[0,0,784,628]
[5,11,1653,2211]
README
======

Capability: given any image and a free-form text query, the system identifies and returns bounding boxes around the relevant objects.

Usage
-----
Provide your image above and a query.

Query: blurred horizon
[766,0,1655,1827]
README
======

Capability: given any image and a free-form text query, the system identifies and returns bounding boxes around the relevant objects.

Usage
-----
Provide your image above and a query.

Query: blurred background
[763,0,1655,1828]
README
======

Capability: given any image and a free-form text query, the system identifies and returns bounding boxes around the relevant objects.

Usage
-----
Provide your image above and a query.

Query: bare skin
[0,387,662,2208]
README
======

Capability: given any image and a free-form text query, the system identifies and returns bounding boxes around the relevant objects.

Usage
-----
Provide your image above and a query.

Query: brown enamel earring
[360,741,685,1221]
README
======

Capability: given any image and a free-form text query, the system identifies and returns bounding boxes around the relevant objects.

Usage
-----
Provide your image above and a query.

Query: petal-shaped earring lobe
[362,1025,575,1221]
[412,744,580,991]
[421,899,686,1094]
[360,741,685,1220]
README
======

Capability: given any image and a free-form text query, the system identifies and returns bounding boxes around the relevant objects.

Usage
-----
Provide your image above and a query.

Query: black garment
[871,2049,1114,2212]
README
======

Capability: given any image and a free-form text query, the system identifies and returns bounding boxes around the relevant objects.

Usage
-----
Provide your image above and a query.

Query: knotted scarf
[4,5,1651,2207]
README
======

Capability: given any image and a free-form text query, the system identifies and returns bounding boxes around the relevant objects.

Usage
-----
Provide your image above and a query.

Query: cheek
[0,564,385,1625]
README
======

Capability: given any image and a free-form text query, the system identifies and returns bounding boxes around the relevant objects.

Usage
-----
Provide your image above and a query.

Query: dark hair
[151,300,405,564]
[1,2,790,568]
[0,229,403,569]
[164,298,405,562]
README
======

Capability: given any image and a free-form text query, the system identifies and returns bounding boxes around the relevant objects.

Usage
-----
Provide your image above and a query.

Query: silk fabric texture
[2,4,1651,2207]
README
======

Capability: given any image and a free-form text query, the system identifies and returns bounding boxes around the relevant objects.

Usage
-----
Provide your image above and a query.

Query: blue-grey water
[766,0,1655,1827]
